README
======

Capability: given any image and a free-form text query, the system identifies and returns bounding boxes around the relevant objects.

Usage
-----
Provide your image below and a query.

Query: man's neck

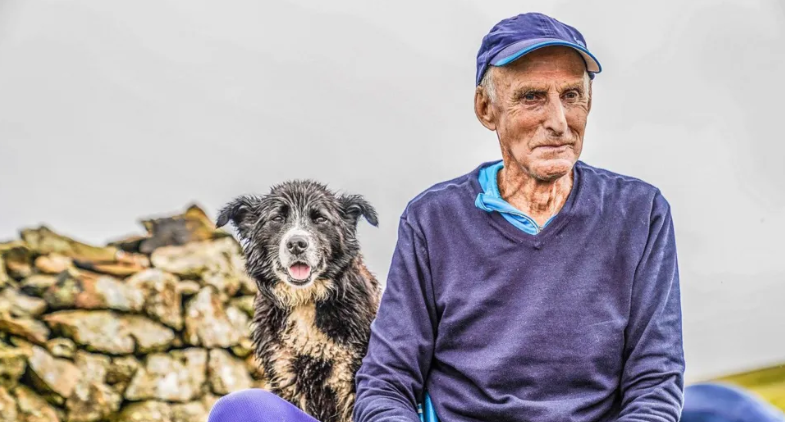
[497,160,574,227]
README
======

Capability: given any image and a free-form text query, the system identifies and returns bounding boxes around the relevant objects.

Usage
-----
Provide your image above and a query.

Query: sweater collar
[474,160,556,234]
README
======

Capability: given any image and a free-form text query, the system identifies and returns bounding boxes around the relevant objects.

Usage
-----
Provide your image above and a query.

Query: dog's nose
[287,235,309,254]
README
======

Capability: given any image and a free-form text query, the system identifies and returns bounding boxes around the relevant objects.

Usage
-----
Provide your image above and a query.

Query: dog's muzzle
[279,230,319,286]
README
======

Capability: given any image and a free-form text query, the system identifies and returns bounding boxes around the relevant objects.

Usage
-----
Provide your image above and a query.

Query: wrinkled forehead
[495,46,589,85]
[518,46,587,71]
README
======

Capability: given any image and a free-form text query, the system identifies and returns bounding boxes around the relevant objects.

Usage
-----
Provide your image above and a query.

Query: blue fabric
[203,383,785,422]
[475,160,555,235]
[681,383,785,422]
[423,392,438,422]
[354,160,685,422]
[475,12,602,85]
[415,383,785,422]
[413,383,785,422]
[207,389,317,422]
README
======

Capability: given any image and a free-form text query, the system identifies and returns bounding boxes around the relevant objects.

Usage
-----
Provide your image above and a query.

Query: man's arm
[618,192,686,421]
[353,215,437,422]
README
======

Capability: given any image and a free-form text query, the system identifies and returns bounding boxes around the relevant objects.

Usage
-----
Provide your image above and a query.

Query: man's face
[476,46,592,182]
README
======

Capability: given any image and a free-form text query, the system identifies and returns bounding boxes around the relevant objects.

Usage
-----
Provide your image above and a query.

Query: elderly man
[353,12,685,422]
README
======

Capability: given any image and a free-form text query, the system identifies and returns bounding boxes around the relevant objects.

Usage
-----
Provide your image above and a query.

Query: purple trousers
[208,383,785,422]
[207,389,317,422]
[680,383,785,422]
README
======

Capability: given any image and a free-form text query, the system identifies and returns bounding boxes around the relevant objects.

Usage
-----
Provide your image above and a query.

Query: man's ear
[587,79,593,113]
[474,86,497,131]
[339,194,378,228]
[216,195,262,238]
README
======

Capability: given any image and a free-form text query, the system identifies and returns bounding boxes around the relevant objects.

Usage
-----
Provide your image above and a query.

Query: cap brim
[491,38,602,74]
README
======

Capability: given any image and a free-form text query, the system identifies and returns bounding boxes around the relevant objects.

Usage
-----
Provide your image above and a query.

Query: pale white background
[0,0,783,383]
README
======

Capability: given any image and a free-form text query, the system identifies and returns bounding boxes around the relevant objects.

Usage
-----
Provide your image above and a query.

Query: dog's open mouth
[287,262,312,285]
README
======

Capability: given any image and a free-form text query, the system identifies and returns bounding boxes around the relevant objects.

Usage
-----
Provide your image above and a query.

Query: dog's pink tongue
[289,263,310,280]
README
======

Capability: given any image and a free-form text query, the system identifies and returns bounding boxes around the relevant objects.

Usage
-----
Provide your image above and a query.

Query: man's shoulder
[400,161,490,222]
[577,161,671,214]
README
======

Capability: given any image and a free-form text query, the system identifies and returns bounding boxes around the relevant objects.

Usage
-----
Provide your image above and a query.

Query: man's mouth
[535,144,573,154]
[287,262,312,282]
[538,143,570,149]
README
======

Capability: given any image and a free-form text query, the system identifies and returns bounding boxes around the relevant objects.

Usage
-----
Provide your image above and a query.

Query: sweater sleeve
[618,192,686,421]
[353,216,437,422]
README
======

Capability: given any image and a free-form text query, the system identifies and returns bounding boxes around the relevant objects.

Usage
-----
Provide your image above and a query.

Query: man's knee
[681,383,785,422]
[207,389,283,422]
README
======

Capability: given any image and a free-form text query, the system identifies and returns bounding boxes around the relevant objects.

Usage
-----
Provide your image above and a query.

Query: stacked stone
[0,205,266,422]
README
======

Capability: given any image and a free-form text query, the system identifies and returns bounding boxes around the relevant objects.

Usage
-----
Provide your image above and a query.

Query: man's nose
[543,96,568,136]
[287,235,309,254]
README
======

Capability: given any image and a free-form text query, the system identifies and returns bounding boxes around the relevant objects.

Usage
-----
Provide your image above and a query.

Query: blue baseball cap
[476,12,602,86]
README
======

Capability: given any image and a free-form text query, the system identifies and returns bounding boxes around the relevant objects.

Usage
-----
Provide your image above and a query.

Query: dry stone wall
[0,205,267,422]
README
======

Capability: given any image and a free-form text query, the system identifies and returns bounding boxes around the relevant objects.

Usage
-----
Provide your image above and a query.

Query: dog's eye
[272,215,285,223]
[313,215,327,224]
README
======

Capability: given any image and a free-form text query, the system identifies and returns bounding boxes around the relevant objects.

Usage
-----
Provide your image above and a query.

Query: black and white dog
[216,180,381,422]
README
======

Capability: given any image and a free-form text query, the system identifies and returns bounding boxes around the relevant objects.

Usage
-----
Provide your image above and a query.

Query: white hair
[478,67,497,103]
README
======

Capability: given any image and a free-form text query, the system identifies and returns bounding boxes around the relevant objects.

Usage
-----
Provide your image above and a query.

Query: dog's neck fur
[252,255,380,349]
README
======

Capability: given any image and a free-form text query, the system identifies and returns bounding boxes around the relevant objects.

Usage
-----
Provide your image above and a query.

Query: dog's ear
[216,195,262,238]
[339,194,378,227]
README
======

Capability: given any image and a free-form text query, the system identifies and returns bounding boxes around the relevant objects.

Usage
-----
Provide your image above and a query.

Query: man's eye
[523,93,539,101]
[564,90,580,100]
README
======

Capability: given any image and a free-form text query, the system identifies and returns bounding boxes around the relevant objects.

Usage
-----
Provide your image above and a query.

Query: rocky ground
[0,205,267,422]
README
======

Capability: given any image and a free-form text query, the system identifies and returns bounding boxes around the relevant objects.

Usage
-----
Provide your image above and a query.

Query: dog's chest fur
[280,304,356,402]
[258,297,369,422]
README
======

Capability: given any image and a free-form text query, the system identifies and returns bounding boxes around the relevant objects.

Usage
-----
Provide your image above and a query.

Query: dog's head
[216,180,377,303]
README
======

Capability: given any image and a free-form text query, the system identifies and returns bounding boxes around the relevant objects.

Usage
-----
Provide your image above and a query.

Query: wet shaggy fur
[216,180,381,422]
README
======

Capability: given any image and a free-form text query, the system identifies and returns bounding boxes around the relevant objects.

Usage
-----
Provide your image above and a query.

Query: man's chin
[530,158,576,181]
